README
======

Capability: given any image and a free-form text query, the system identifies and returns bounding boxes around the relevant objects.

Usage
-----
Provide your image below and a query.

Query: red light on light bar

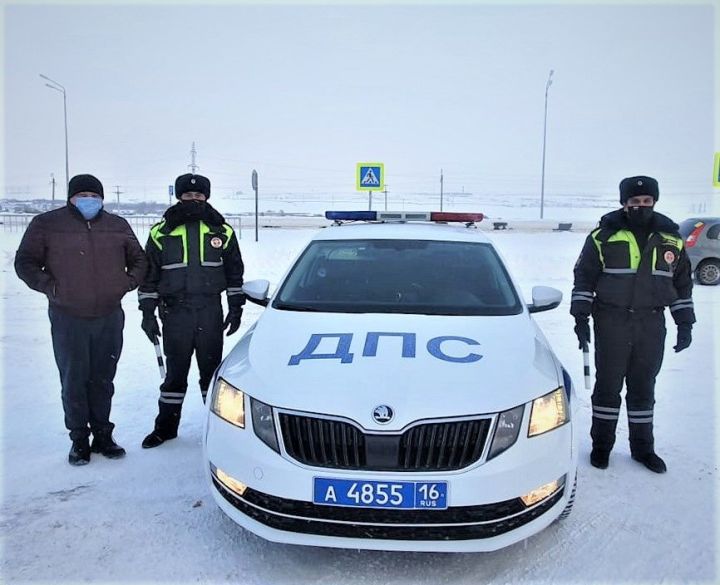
[430,212,484,223]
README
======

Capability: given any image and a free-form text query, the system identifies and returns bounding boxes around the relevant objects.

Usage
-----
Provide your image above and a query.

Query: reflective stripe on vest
[150,222,189,265]
[591,229,683,275]
[151,220,235,269]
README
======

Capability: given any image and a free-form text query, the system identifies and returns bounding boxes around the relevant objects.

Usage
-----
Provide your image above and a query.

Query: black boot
[632,452,667,473]
[68,437,91,466]
[590,448,610,469]
[91,430,126,459]
[142,428,177,449]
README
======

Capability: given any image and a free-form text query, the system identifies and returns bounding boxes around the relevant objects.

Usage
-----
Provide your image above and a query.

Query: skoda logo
[372,405,394,424]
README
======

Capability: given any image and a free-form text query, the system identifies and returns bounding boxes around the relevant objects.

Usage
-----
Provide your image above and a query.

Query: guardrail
[1,214,243,237]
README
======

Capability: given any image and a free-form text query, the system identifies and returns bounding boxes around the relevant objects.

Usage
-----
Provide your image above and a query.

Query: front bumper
[204,407,577,552]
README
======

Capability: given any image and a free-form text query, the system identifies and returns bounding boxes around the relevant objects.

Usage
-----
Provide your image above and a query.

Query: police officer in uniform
[138,173,245,448]
[571,176,695,473]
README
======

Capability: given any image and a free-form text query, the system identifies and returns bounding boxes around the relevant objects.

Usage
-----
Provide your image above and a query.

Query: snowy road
[1,225,717,584]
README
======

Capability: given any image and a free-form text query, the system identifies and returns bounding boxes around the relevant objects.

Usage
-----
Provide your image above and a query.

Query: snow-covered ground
[0,211,717,584]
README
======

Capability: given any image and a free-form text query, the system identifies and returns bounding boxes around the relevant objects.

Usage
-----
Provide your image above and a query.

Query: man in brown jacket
[15,174,147,465]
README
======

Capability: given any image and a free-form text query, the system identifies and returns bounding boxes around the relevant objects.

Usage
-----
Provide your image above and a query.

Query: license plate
[313,477,448,510]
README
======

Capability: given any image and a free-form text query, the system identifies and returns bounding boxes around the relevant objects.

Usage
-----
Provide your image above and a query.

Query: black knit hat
[619,176,659,204]
[68,174,104,199]
[175,173,210,199]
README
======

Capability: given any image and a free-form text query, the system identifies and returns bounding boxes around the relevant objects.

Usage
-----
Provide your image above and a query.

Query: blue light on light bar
[325,211,377,221]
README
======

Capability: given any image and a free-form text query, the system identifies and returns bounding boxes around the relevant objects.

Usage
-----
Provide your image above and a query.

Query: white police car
[204,211,578,552]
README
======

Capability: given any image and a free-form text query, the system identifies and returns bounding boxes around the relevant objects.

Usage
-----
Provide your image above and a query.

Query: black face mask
[164,199,209,229]
[626,206,654,227]
[180,199,206,209]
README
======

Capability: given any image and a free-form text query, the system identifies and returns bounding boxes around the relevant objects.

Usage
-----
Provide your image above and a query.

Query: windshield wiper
[274,302,323,312]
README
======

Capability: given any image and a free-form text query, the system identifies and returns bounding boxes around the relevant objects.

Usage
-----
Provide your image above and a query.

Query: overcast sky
[2,2,716,204]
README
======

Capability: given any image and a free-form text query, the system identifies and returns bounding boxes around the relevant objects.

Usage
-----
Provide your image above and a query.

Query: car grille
[279,413,366,468]
[279,413,491,471]
[211,475,565,541]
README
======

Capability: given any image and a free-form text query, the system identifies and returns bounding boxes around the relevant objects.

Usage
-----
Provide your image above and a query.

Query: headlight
[528,388,568,437]
[210,377,245,428]
[487,405,525,460]
[251,398,279,453]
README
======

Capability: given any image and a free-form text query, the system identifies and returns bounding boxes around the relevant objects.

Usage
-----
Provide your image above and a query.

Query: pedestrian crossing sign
[356,162,384,191]
[714,152,720,188]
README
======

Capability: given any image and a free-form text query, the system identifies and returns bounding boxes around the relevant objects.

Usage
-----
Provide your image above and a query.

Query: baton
[153,335,166,379]
[582,342,591,390]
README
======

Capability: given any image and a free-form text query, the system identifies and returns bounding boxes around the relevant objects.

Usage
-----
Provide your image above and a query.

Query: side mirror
[527,286,562,313]
[242,279,270,307]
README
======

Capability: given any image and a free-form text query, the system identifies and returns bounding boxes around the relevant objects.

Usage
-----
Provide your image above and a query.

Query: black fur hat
[175,173,210,199]
[619,176,659,204]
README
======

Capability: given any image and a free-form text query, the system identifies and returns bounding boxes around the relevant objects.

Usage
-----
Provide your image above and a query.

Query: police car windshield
[274,239,523,316]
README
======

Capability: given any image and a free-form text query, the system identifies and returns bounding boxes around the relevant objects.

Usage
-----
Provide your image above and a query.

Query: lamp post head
[39,73,66,93]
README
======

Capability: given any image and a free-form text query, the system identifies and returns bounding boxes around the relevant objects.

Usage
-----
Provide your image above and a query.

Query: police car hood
[220,309,562,431]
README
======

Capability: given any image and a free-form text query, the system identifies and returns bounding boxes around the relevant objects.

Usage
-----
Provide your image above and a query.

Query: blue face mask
[74,196,103,220]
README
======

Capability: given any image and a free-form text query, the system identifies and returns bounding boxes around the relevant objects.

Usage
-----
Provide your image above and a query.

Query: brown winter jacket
[14,205,148,318]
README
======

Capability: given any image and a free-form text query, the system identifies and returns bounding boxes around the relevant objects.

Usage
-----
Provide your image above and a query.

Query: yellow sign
[714,152,720,188]
[356,163,384,191]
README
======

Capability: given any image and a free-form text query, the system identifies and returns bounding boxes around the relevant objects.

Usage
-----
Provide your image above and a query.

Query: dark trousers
[590,309,666,455]
[154,301,223,434]
[49,306,124,441]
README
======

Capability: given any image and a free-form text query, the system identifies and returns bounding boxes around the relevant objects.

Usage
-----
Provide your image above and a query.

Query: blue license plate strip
[313,477,448,510]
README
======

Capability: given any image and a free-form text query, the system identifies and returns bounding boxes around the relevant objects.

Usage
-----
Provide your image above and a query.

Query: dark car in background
[678,217,720,286]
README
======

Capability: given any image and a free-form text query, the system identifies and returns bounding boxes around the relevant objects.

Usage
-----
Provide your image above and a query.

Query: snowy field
[0,212,717,584]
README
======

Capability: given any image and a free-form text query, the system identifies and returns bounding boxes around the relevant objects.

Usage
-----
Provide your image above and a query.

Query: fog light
[520,477,563,507]
[211,463,248,496]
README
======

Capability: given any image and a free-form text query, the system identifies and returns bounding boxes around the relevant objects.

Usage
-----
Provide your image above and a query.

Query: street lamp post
[540,69,554,220]
[440,169,444,211]
[252,170,259,243]
[40,74,69,196]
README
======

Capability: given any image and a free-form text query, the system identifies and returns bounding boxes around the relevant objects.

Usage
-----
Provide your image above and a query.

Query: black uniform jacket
[570,209,695,326]
[138,202,245,312]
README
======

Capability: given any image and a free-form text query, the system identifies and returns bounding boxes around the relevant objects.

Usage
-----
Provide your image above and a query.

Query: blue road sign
[356,162,384,191]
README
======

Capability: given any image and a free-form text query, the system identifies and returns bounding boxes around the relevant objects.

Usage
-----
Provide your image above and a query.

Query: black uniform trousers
[591,307,666,455]
[49,306,124,441]
[154,298,223,434]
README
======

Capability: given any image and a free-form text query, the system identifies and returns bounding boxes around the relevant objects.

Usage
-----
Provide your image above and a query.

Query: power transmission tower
[113,185,123,214]
[189,142,199,173]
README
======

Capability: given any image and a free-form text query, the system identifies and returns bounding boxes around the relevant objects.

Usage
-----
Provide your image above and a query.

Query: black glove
[673,324,692,353]
[141,311,161,343]
[574,317,591,350]
[223,307,243,337]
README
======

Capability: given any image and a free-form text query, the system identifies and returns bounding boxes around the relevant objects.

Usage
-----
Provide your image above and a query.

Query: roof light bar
[325,211,484,223]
